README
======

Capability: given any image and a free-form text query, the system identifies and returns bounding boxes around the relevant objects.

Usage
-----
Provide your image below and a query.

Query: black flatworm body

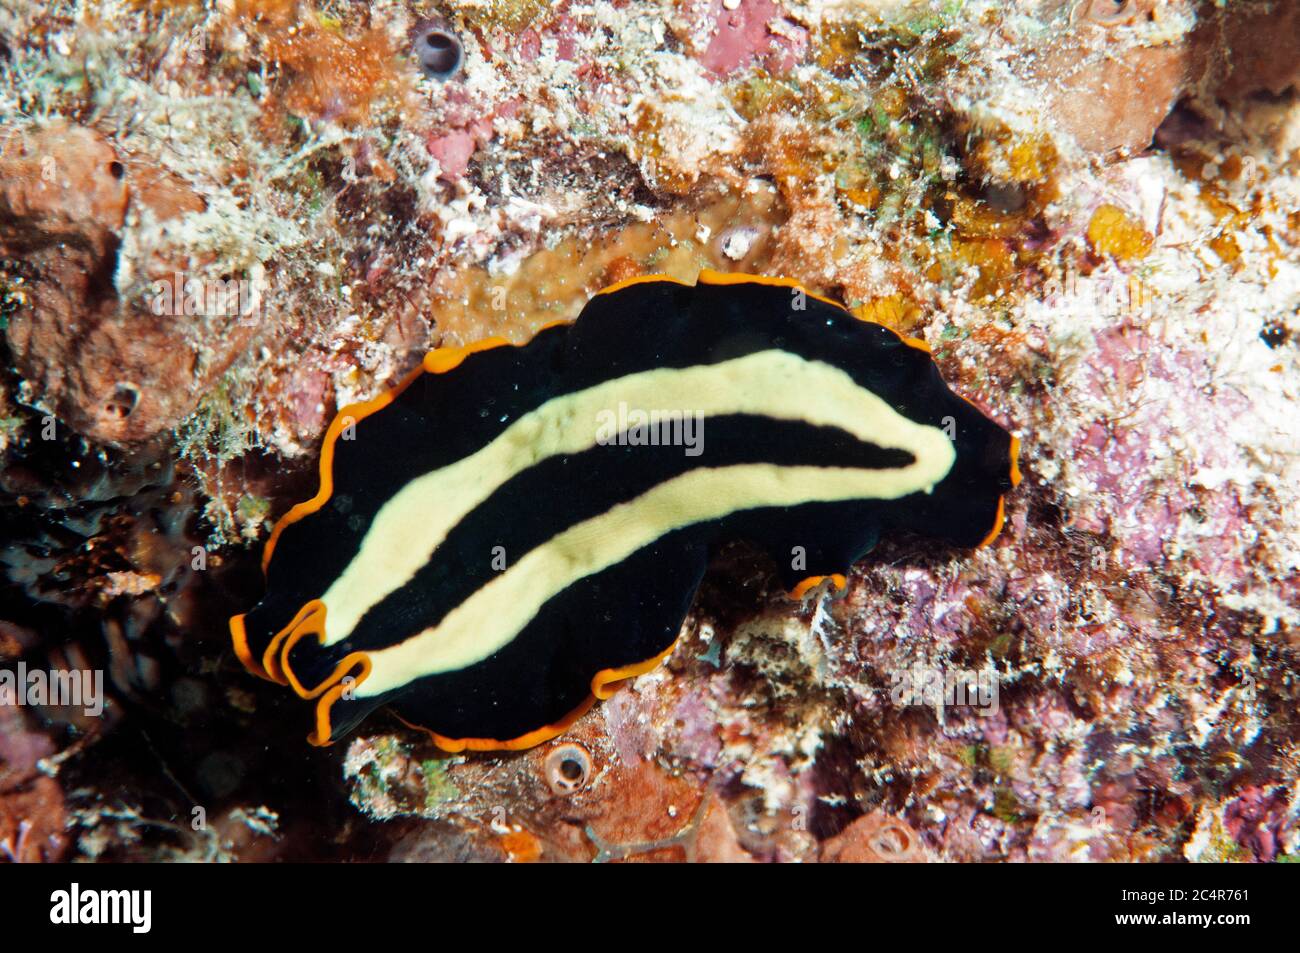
[230,272,1020,751]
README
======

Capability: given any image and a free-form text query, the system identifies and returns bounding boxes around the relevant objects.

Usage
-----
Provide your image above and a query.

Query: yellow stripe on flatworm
[315,350,956,648]
[355,454,953,698]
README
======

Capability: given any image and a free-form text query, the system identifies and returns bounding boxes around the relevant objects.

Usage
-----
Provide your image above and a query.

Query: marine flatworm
[230,271,1020,751]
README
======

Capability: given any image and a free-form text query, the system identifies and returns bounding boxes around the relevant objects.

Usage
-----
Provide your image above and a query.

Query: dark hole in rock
[105,385,140,419]
[108,160,125,179]
[870,824,912,856]
[982,181,1026,215]
[1153,99,1212,152]
[416,28,463,80]
[1260,322,1288,349]
[86,236,121,307]
[544,743,591,793]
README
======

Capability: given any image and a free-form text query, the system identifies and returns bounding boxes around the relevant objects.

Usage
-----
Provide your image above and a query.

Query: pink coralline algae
[1223,786,1292,863]
[697,0,808,76]
[1069,325,1255,577]
[427,126,486,182]
[0,705,68,862]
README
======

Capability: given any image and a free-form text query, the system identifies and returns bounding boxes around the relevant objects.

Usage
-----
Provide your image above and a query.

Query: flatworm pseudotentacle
[230,271,1020,752]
